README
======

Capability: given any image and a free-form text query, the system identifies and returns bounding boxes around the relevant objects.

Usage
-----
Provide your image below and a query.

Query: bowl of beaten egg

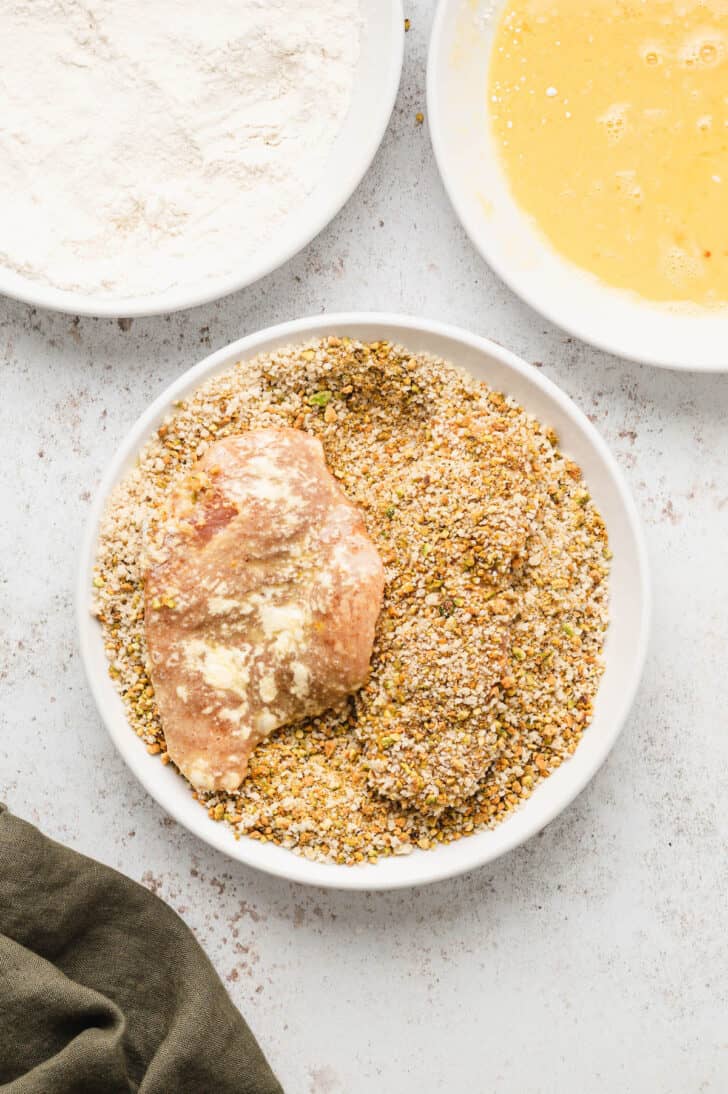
[429,0,728,370]
[78,314,649,890]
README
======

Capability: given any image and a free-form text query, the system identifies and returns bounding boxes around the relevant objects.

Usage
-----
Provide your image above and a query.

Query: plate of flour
[0,0,404,317]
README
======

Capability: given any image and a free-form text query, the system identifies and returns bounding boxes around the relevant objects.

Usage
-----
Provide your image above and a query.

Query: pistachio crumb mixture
[94,338,610,865]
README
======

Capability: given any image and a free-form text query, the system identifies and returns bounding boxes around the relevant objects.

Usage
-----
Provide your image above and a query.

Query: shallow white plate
[78,314,650,890]
[428,0,728,371]
[1,4,403,319]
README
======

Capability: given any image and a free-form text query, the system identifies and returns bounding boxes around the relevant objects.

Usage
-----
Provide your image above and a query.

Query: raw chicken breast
[143,428,384,792]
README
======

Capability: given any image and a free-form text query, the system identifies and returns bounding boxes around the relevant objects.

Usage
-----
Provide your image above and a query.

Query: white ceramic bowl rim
[78,313,651,890]
[427,0,728,371]
[1,3,404,319]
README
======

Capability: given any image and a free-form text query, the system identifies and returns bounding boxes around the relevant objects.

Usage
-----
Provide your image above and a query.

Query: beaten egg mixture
[489,0,728,303]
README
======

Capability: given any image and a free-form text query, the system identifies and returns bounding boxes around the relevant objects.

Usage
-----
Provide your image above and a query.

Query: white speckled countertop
[1,5,726,1092]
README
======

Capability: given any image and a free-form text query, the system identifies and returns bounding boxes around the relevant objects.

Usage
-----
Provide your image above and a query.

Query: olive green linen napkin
[0,805,282,1094]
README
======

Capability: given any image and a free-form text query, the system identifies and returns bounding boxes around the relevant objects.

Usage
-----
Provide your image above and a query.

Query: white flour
[0,0,361,299]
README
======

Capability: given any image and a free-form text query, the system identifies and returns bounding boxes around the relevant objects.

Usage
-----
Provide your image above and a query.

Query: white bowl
[1,3,403,319]
[428,0,728,371]
[78,314,650,890]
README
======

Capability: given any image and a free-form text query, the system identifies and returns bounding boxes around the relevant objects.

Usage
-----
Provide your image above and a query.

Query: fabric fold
[0,805,282,1094]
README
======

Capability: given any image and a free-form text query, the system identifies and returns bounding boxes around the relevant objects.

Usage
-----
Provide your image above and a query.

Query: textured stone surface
[1,4,726,1091]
